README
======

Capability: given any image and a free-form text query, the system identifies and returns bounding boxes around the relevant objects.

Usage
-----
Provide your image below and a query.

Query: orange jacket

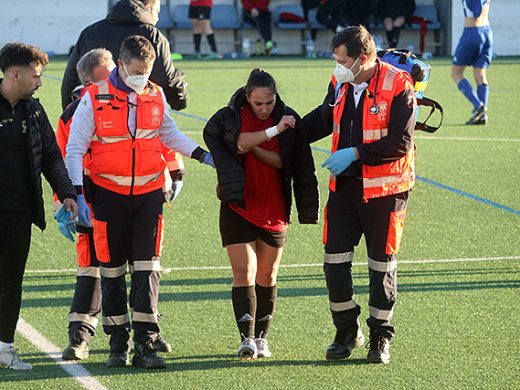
[330,61,415,200]
[85,80,166,195]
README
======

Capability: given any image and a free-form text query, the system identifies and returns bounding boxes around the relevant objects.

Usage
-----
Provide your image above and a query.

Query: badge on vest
[377,101,388,122]
[95,94,114,101]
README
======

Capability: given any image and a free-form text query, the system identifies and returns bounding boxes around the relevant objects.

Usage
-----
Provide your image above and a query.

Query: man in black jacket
[61,0,187,111]
[0,42,78,371]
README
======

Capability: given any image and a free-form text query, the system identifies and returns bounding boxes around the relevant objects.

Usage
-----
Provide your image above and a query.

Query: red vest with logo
[85,79,165,196]
[330,61,416,200]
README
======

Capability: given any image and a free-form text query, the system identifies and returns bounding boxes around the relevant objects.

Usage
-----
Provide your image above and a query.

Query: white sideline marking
[25,255,520,273]
[415,136,520,143]
[17,318,108,390]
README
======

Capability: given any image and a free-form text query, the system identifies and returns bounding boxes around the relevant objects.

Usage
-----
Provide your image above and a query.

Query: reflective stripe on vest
[329,61,415,199]
[86,79,165,196]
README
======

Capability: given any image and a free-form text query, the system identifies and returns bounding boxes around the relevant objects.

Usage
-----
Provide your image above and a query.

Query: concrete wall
[0,0,108,55]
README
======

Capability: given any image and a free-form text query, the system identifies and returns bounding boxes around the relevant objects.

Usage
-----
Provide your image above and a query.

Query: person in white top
[66,35,214,370]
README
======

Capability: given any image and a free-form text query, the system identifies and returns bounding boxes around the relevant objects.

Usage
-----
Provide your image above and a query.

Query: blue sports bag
[378,48,443,133]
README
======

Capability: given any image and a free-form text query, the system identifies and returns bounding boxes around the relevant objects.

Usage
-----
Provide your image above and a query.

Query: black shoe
[325,326,364,360]
[132,341,166,369]
[366,331,391,364]
[62,338,89,360]
[473,114,488,125]
[153,335,172,353]
[106,352,129,367]
[466,105,487,125]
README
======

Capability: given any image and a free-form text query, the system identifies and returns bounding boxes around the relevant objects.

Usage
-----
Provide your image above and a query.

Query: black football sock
[254,284,277,339]
[232,286,256,339]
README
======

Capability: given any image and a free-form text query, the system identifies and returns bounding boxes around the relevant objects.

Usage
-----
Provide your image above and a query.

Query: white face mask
[123,63,150,94]
[333,57,361,84]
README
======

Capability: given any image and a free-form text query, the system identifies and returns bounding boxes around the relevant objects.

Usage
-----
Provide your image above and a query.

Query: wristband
[265,126,280,139]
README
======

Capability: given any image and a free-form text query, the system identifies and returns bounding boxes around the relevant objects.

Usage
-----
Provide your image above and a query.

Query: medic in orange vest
[65,36,214,369]
[54,48,175,362]
[301,26,416,365]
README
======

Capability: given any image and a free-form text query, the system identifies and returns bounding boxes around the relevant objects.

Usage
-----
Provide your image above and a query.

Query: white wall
[451,0,520,56]
[0,0,108,54]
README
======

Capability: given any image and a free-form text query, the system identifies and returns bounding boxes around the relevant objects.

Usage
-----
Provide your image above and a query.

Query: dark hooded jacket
[61,0,187,111]
[203,88,319,224]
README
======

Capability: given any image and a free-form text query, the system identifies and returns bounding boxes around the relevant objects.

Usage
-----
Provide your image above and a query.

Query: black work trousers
[0,213,32,343]
[243,10,273,42]
[323,177,408,339]
[91,185,164,353]
[67,225,101,344]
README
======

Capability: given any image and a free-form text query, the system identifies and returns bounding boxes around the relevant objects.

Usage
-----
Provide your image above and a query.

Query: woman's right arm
[203,109,245,204]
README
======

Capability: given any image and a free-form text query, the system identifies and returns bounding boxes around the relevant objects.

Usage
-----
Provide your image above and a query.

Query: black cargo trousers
[90,184,164,353]
[323,176,409,339]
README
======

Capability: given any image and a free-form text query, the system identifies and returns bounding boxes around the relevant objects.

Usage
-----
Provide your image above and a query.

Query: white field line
[17,318,108,390]
[178,132,520,143]
[414,136,520,143]
[25,255,520,273]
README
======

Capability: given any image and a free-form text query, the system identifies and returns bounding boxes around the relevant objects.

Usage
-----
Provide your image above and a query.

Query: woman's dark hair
[245,68,277,95]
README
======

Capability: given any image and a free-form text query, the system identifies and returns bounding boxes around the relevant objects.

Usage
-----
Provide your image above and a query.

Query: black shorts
[219,203,286,248]
[189,6,211,20]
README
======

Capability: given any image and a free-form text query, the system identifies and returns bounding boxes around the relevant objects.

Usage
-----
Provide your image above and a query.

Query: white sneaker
[237,338,257,360]
[254,338,272,358]
[0,347,32,370]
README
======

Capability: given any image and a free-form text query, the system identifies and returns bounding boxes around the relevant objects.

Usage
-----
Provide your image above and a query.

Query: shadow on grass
[20,277,520,308]
[1,351,373,383]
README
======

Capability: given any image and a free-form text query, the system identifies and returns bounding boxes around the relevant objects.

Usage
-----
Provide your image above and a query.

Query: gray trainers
[254,338,272,358]
[237,338,257,360]
[0,347,32,370]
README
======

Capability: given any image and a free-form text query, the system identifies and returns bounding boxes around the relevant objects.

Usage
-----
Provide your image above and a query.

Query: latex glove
[165,180,183,203]
[321,147,357,176]
[77,194,92,227]
[203,152,216,168]
[54,204,77,242]
[171,180,183,201]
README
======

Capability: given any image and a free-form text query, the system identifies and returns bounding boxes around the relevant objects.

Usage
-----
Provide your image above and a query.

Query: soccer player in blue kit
[451,0,492,125]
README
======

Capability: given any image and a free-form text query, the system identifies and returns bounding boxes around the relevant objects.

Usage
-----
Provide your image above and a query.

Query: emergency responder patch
[94,94,114,100]
[377,101,388,121]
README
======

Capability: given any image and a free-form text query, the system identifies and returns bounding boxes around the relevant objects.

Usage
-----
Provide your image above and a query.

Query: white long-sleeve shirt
[66,86,199,186]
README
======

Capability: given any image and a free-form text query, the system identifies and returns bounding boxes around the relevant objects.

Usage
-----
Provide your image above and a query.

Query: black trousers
[91,185,164,352]
[67,225,101,344]
[323,177,408,339]
[0,213,32,343]
[243,10,272,42]
[316,0,347,32]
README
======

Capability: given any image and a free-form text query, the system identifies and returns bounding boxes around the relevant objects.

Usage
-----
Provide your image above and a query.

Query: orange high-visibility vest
[85,79,166,196]
[329,60,416,200]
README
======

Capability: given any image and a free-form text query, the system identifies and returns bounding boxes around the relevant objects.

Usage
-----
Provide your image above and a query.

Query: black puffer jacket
[61,0,187,111]
[203,88,319,224]
[25,99,77,230]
